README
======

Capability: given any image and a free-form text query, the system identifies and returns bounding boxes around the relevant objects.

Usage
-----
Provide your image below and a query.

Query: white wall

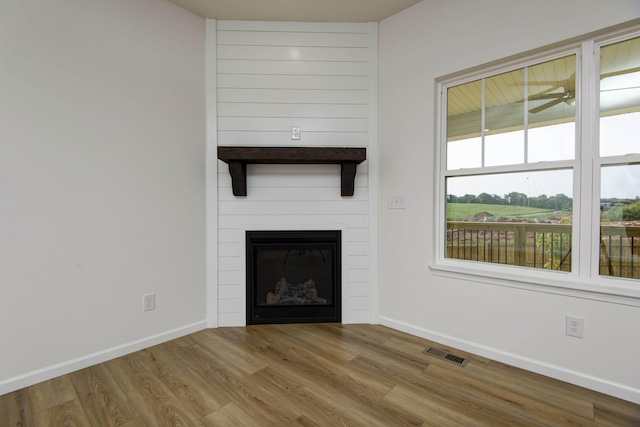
[0,0,206,394]
[210,21,379,326]
[378,0,640,403]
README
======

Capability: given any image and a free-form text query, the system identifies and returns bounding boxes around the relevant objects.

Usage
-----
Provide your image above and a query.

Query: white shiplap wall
[210,20,378,326]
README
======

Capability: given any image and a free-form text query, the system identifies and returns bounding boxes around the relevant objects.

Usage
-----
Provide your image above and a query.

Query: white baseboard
[0,321,207,396]
[379,316,640,405]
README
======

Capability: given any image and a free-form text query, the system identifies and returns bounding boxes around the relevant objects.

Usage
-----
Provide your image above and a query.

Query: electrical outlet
[566,315,583,338]
[143,293,155,312]
[388,195,407,209]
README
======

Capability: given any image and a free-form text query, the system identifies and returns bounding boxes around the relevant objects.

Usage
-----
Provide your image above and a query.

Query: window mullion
[576,40,598,278]
[524,67,529,164]
[481,79,486,167]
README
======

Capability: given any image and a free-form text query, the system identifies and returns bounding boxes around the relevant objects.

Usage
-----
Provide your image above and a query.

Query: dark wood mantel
[217,146,366,196]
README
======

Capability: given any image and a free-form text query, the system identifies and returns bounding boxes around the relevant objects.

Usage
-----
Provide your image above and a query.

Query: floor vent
[423,346,469,367]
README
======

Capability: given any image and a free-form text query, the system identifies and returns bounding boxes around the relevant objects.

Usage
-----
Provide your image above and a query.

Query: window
[436,25,640,297]
[598,36,640,280]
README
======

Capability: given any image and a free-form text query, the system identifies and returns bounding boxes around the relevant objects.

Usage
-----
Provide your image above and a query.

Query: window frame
[432,23,640,305]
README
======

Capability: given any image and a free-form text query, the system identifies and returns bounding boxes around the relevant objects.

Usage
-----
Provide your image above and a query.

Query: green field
[447,203,563,221]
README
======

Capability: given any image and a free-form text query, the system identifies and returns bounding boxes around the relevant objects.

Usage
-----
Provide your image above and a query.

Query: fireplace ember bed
[246,230,341,325]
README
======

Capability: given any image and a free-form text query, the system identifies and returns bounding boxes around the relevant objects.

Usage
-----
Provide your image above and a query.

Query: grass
[447,203,562,221]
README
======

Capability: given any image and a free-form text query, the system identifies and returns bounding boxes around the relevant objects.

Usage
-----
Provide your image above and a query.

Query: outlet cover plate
[566,315,583,338]
[143,293,156,312]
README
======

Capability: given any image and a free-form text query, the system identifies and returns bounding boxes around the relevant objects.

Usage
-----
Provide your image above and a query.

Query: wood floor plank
[589,387,640,424]
[325,324,399,354]
[164,335,195,350]
[250,366,364,426]
[118,418,148,427]
[0,388,35,427]
[213,326,273,355]
[278,323,363,361]
[328,323,399,345]
[139,343,229,418]
[188,329,269,375]
[118,417,149,427]
[68,363,141,427]
[201,402,264,427]
[33,398,91,427]
[291,414,323,427]
[29,375,78,413]
[488,359,602,402]
[463,359,595,419]
[127,380,203,427]
[105,352,162,393]
[383,384,489,427]
[594,405,640,427]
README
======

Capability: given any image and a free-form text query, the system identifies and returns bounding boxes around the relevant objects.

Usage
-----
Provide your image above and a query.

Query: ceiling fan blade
[530,92,566,100]
[526,80,565,87]
[510,80,561,87]
[529,97,566,114]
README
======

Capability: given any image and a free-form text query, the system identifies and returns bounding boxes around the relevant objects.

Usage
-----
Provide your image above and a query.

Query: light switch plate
[388,195,406,209]
[291,126,300,140]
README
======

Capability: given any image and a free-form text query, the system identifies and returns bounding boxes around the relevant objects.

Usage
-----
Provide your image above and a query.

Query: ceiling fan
[527,73,575,114]
[528,88,575,114]
[526,67,640,114]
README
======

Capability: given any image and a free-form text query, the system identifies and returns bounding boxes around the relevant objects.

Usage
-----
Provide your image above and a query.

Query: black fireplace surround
[246,230,341,325]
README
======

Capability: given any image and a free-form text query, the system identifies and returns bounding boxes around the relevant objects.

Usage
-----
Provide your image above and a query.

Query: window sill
[429,261,640,307]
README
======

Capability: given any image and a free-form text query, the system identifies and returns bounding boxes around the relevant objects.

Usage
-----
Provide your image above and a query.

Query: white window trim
[432,22,640,306]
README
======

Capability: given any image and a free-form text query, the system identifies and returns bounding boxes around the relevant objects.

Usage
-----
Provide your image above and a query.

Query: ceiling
[165,0,423,22]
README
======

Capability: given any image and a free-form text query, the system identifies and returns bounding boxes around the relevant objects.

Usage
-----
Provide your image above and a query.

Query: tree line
[447,192,572,210]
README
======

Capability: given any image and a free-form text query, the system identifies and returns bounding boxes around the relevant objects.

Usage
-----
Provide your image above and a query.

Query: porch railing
[446,221,639,278]
[599,224,640,278]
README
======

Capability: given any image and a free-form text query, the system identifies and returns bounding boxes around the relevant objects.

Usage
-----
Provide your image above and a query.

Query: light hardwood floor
[2,323,639,426]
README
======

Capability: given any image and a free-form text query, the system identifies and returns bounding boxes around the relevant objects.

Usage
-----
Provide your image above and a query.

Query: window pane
[445,169,573,271]
[600,36,640,157]
[528,122,575,162]
[600,164,640,279]
[485,130,524,166]
[447,80,482,169]
[447,136,482,170]
[527,56,576,162]
[485,69,524,166]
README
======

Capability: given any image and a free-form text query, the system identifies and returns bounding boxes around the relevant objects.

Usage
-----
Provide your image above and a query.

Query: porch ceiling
[448,37,640,119]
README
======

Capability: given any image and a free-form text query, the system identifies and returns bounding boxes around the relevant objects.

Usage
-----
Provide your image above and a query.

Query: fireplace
[246,230,341,325]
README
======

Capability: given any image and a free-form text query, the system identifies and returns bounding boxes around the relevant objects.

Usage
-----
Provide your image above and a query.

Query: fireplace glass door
[246,230,341,324]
